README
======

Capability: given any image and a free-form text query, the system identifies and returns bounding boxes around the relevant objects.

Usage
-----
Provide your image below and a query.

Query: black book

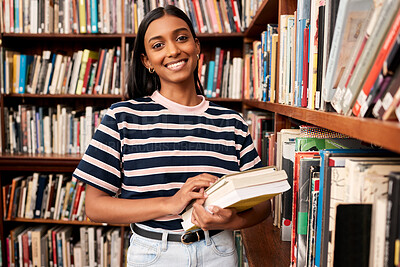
[333,204,372,267]
[384,172,400,267]
[315,5,325,110]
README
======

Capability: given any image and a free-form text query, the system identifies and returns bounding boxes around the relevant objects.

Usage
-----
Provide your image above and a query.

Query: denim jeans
[127,224,238,267]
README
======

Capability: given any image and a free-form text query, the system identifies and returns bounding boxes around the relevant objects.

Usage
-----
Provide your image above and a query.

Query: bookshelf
[1,0,400,266]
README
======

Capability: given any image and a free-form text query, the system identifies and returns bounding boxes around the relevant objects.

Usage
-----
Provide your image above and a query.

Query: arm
[191,199,271,231]
[84,173,218,224]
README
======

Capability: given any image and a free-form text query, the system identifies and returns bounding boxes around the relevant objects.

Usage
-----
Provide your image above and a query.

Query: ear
[194,38,201,55]
[140,53,152,70]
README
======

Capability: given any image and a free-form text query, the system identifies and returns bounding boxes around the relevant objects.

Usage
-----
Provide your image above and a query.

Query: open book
[181,166,290,231]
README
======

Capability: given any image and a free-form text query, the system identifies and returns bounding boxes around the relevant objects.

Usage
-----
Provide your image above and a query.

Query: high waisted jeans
[127,224,238,267]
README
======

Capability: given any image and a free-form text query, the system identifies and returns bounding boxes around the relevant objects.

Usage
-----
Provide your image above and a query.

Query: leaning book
[181,166,290,231]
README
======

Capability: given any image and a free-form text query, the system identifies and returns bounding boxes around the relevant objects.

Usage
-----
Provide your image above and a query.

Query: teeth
[167,60,185,69]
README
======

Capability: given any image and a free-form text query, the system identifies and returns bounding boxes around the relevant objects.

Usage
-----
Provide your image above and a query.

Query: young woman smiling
[73,5,270,266]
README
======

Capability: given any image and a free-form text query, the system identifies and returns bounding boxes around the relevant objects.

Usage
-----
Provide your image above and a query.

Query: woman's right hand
[166,173,218,215]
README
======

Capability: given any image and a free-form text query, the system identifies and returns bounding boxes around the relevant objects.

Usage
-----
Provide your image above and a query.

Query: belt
[132,224,223,245]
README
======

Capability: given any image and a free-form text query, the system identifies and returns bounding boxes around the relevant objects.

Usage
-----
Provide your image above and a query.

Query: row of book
[4,105,106,155]
[242,24,279,102]
[0,0,259,35]
[246,117,400,267]
[274,0,400,121]
[1,47,122,95]
[198,48,243,99]
[3,174,87,222]
[0,0,124,34]
[7,225,127,267]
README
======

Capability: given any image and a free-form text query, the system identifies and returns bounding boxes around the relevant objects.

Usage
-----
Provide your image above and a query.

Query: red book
[215,49,225,97]
[353,8,400,116]
[93,49,106,94]
[72,0,79,33]
[82,58,96,94]
[290,152,320,266]
[22,231,30,267]
[71,182,84,220]
[192,0,205,33]
[230,0,241,32]
[301,27,309,107]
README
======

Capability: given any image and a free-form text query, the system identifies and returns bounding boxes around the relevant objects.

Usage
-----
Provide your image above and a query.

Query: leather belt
[132,224,223,245]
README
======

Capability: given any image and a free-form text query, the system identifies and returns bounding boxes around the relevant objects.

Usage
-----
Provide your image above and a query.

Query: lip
[164,59,188,70]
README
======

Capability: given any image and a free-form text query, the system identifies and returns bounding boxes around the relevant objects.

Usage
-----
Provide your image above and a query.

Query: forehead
[144,14,191,41]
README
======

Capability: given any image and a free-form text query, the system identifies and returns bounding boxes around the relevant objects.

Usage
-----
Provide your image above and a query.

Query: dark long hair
[127,5,204,99]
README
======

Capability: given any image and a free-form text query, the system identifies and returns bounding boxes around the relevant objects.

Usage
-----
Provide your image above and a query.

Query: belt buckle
[181,231,200,245]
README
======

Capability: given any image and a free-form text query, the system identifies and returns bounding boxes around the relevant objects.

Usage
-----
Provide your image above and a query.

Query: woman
[73,5,270,266]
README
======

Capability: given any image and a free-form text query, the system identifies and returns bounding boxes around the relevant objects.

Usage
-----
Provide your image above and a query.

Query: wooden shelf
[244,0,279,37]
[0,153,82,172]
[4,218,128,227]
[3,93,123,99]
[242,216,290,267]
[244,100,400,154]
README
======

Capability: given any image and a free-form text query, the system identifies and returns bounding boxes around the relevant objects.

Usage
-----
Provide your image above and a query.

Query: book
[352,10,400,116]
[181,166,290,231]
[322,0,374,103]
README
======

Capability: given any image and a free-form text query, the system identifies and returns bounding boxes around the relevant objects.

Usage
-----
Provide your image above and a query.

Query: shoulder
[107,96,165,117]
[207,101,248,128]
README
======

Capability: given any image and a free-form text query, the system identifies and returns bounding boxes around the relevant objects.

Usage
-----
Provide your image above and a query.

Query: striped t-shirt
[73,90,262,230]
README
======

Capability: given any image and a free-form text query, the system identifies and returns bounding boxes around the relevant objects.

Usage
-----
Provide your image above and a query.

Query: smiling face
[141,14,200,91]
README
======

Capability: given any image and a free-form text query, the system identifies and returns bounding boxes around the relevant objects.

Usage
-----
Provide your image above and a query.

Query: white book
[26,173,39,219]
[88,227,96,267]
[63,0,70,34]
[62,56,73,94]
[53,174,65,220]
[49,54,63,94]
[76,191,85,221]
[55,57,67,94]
[43,115,52,154]
[26,109,32,154]
[4,0,10,33]
[102,49,115,94]
[73,241,83,267]
[323,0,374,103]
[61,107,68,154]
[85,106,93,151]
[68,50,83,94]
[43,62,53,94]
[30,0,38,33]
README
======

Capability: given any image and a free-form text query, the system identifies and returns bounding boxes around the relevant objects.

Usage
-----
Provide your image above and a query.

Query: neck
[159,81,201,106]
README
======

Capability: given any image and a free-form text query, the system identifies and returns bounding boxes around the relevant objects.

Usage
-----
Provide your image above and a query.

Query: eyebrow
[147,27,190,43]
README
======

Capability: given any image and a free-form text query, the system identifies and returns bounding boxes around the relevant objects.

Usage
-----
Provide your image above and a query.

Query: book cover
[322,0,374,103]
[333,204,372,266]
[340,0,400,115]
[181,166,290,231]
[353,9,400,116]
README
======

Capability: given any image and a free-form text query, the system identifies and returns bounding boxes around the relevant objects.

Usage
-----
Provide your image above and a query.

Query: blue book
[315,149,393,267]
[90,0,98,33]
[39,107,45,153]
[18,55,27,93]
[34,174,48,218]
[295,0,310,106]
[206,61,215,98]
[14,0,20,33]
[45,53,57,94]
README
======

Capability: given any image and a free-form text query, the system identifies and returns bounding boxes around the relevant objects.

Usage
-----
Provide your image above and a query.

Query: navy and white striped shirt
[73,90,262,230]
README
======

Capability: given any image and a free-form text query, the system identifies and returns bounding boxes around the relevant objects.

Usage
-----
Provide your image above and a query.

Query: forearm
[85,186,175,224]
[228,200,271,230]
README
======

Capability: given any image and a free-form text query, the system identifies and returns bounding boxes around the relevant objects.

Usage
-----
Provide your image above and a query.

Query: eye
[152,42,163,49]
[177,35,188,42]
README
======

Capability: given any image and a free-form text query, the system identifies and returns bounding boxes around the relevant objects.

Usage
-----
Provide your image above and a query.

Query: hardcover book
[181,166,290,231]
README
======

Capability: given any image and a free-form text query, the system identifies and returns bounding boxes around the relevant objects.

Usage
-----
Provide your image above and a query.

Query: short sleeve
[239,127,263,171]
[72,107,122,196]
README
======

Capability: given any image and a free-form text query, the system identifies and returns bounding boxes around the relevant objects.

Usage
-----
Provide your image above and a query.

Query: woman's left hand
[190,199,241,231]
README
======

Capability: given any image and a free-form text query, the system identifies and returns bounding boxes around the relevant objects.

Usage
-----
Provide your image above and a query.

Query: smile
[165,59,187,70]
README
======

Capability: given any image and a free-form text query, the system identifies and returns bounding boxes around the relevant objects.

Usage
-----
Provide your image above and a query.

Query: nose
[167,41,181,57]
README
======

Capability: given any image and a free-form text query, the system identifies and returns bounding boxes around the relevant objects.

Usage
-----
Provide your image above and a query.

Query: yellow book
[75,49,99,95]
[213,0,223,33]
[181,166,290,231]
[78,0,87,33]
